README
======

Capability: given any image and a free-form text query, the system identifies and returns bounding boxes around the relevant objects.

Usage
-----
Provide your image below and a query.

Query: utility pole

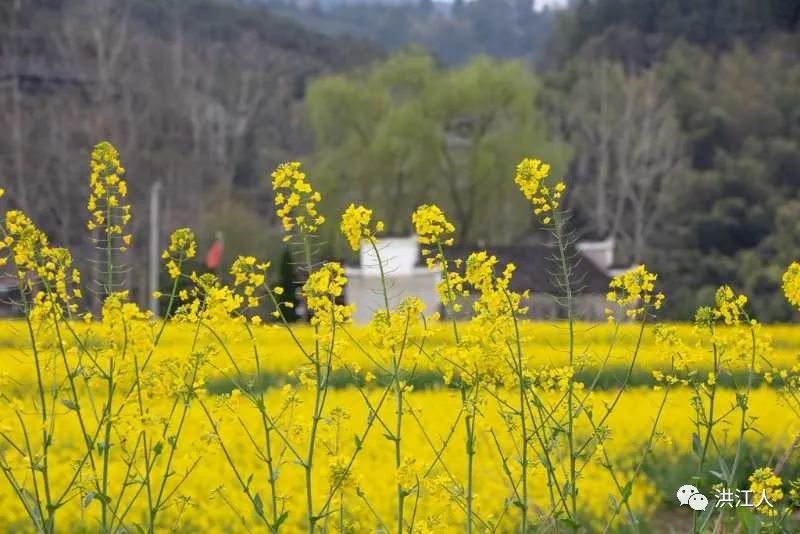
[149,181,162,315]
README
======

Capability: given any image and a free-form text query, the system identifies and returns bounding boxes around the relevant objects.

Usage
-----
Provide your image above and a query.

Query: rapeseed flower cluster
[87,141,132,247]
[2,211,81,318]
[412,204,455,247]
[303,262,352,327]
[435,251,528,387]
[530,365,580,392]
[789,479,800,509]
[749,467,783,516]
[27,248,79,322]
[230,255,270,309]
[412,204,456,271]
[161,227,197,279]
[464,251,528,324]
[714,285,749,325]
[271,161,324,240]
[2,210,47,272]
[514,157,565,224]
[340,203,384,251]
[605,264,664,319]
[783,261,800,309]
[368,296,426,359]
[436,269,469,313]
[96,291,154,373]
[175,272,243,325]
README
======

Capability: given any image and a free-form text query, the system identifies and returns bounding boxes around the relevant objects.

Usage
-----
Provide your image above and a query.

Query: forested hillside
[0,0,378,294]
[267,0,556,65]
[2,0,799,320]
[541,0,800,320]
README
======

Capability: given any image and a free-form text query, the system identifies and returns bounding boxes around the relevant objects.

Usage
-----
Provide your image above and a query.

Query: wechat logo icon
[677,484,708,511]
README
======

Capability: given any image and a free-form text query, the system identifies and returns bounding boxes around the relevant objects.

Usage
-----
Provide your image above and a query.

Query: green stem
[728,322,758,487]
[368,238,406,532]
[697,327,718,479]
[20,288,55,532]
[553,209,578,525]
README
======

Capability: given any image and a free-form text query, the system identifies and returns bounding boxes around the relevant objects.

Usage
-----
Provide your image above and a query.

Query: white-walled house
[343,236,441,323]
[342,235,631,322]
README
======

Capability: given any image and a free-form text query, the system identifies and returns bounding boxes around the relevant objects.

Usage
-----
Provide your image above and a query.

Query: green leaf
[311,509,335,522]
[608,494,618,511]
[253,492,264,517]
[61,399,78,411]
[692,432,703,459]
[716,455,731,481]
[275,511,289,528]
[21,488,40,522]
[620,480,633,500]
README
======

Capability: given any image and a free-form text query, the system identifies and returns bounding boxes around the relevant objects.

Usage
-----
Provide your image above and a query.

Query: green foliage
[650,37,800,321]
[544,2,800,321]
[550,0,800,66]
[307,49,570,251]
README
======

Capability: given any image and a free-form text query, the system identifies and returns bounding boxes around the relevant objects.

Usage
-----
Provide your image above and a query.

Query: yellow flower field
[2,381,799,531]
[1,320,798,392]
[2,145,800,533]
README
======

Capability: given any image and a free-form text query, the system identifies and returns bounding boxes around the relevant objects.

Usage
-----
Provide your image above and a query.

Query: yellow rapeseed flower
[303,262,352,327]
[714,285,748,325]
[606,265,664,320]
[88,141,131,242]
[749,466,783,516]
[340,203,383,251]
[161,228,197,280]
[412,204,455,270]
[230,255,270,309]
[514,157,565,224]
[783,261,800,309]
[411,204,454,247]
[271,162,324,241]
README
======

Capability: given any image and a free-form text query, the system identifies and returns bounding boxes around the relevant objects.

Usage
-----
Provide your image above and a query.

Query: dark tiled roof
[445,244,611,295]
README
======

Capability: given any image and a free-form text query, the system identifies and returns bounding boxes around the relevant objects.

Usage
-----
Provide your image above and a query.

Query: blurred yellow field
[2,313,800,531]
[2,383,798,531]
[2,320,798,390]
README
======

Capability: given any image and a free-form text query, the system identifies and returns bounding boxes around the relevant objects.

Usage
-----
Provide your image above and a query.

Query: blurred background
[1,0,799,320]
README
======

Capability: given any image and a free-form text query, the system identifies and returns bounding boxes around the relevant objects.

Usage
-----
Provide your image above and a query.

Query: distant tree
[306,50,569,248]
[649,37,800,320]
[0,0,378,307]
[271,0,555,65]
[550,61,684,263]
[548,0,800,66]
